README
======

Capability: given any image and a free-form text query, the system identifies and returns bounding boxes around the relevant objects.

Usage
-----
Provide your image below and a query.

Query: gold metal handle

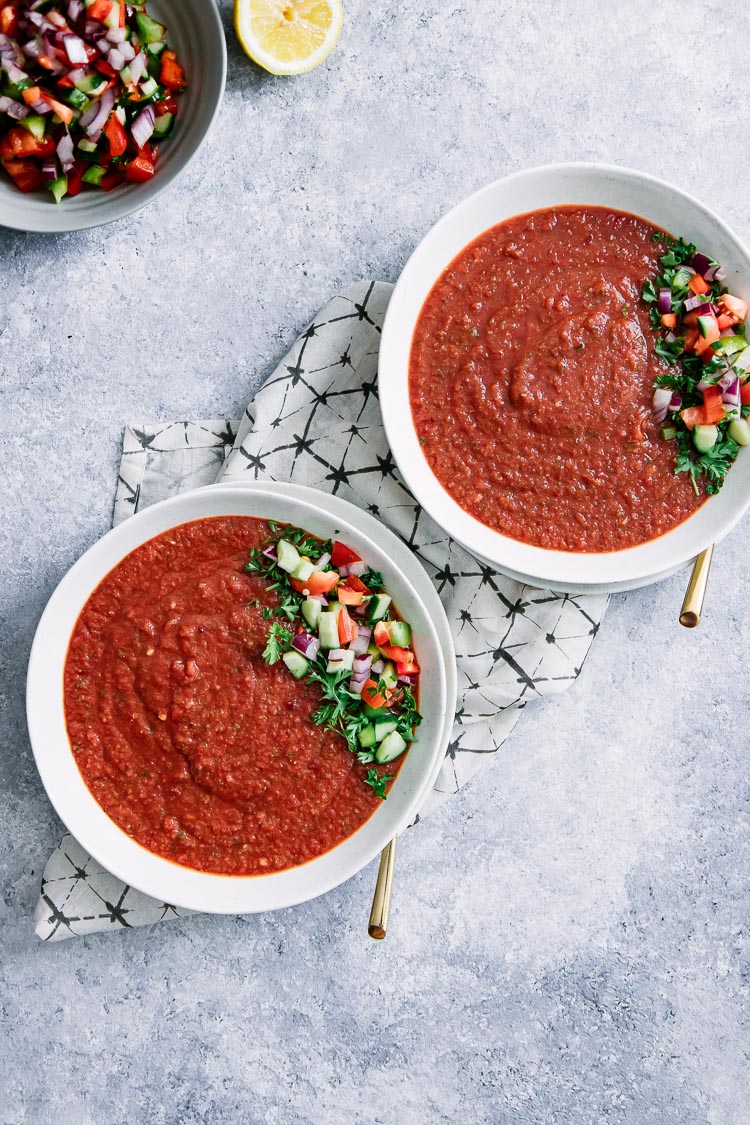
[679,545,714,628]
[368,836,397,940]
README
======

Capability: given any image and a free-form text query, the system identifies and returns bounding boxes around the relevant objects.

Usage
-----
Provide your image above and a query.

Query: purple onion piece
[657,287,672,315]
[398,673,418,687]
[67,0,84,21]
[106,25,128,44]
[718,370,737,393]
[82,85,114,137]
[352,653,373,672]
[128,50,148,85]
[349,635,370,655]
[131,104,155,149]
[349,676,366,695]
[684,294,703,313]
[315,552,331,570]
[118,39,135,62]
[0,96,29,119]
[338,564,351,578]
[108,46,125,71]
[356,624,372,641]
[41,158,58,182]
[291,632,320,661]
[262,544,278,559]
[371,659,385,675]
[30,98,51,114]
[691,252,712,277]
[669,392,682,411]
[346,561,367,577]
[652,387,672,424]
[665,331,676,344]
[56,131,75,167]
[22,38,42,58]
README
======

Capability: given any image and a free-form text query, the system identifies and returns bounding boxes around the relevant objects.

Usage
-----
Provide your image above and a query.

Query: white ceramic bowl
[0,0,226,233]
[379,163,750,591]
[26,482,453,913]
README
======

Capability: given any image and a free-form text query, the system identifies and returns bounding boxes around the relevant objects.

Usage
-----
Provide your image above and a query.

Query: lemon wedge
[235,0,343,76]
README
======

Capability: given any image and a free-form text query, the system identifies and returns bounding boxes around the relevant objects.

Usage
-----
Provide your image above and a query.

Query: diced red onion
[291,632,320,661]
[63,33,88,65]
[22,38,42,58]
[118,38,135,62]
[705,265,725,283]
[371,659,385,675]
[84,18,100,37]
[262,544,277,559]
[0,96,29,118]
[41,158,58,182]
[657,287,672,314]
[350,633,370,655]
[352,653,372,674]
[108,46,125,71]
[349,676,366,695]
[81,85,114,137]
[26,11,44,28]
[665,331,676,344]
[398,673,418,687]
[315,552,331,570]
[346,561,367,577]
[4,61,28,83]
[131,103,155,148]
[669,392,682,411]
[684,294,704,312]
[30,98,51,113]
[691,252,712,277]
[128,50,148,85]
[652,387,672,424]
[56,130,75,168]
[720,327,736,339]
[106,26,128,44]
[718,370,737,392]
[95,36,110,51]
[46,9,67,29]
[67,0,84,20]
[696,378,712,391]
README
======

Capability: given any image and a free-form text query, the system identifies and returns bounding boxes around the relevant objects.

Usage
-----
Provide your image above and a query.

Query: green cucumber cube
[367,593,392,622]
[387,620,411,648]
[373,716,397,742]
[276,539,301,574]
[282,650,309,680]
[692,424,718,453]
[318,612,340,650]
[375,731,407,764]
[301,598,322,630]
[358,724,377,749]
[291,558,315,582]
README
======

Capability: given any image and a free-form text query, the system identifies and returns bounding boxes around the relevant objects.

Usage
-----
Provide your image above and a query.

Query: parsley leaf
[364,769,392,800]
[262,622,292,664]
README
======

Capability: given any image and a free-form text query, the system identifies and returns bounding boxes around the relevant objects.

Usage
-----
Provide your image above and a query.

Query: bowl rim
[26,482,454,913]
[379,161,750,589]
[0,0,227,233]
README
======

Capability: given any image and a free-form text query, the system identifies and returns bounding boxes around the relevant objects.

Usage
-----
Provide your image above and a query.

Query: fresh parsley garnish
[262,622,292,664]
[364,769,392,800]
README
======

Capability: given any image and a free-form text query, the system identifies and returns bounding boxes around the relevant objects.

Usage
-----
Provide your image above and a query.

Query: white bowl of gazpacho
[379,163,750,591]
[26,482,453,913]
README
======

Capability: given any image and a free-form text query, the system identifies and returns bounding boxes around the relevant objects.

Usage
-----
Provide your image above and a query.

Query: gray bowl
[0,0,226,232]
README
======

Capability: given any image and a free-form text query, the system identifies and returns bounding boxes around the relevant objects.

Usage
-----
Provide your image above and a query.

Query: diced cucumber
[146,40,167,57]
[358,724,377,749]
[282,651,309,680]
[734,346,750,372]
[20,114,46,140]
[380,661,398,690]
[362,704,385,720]
[327,648,354,674]
[671,266,693,290]
[366,643,380,657]
[367,593,392,622]
[301,598,322,630]
[82,165,106,186]
[729,418,750,447]
[65,89,89,110]
[318,612,340,650]
[135,11,166,43]
[693,424,718,453]
[375,731,407,764]
[104,1,121,29]
[119,65,133,85]
[75,74,108,95]
[387,620,411,648]
[47,176,68,204]
[78,138,98,153]
[696,314,715,339]
[276,539,300,574]
[712,335,748,357]
[374,716,397,742]
[152,111,174,138]
[140,76,158,98]
[661,425,677,441]
[291,558,315,582]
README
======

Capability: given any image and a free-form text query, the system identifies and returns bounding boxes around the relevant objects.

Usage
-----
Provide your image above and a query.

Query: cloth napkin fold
[34,281,609,942]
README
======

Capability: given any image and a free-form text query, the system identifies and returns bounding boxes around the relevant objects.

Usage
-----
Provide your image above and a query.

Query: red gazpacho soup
[64,517,418,876]
[409,205,708,552]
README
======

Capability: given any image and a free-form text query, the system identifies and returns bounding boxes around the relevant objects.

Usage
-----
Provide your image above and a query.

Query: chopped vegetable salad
[0,0,186,201]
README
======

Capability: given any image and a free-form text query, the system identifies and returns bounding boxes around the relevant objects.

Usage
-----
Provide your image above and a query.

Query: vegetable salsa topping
[246,521,422,802]
[644,234,750,494]
[64,517,418,876]
[0,0,186,202]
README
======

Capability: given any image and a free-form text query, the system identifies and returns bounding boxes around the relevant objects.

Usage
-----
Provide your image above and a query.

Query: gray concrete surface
[2,1,750,1121]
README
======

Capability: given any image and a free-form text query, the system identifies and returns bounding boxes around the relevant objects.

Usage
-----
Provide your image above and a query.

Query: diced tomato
[124,152,156,182]
[0,6,18,35]
[337,605,355,645]
[718,294,749,325]
[331,540,362,568]
[343,575,370,594]
[396,658,420,676]
[373,621,390,647]
[99,170,124,192]
[740,384,750,406]
[57,75,75,88]
[155,94,178,116]
[688,273,711,296]
[289,569,340,596]
[681,405,705,431]
[21,86,41,105]
[160,49,187,92]
[0,127,55,159]
[65,160,87,198]
[362,679,387,709]
[38,92,74,125]
[104,113,127,157]
[95,59,117,79]
[717,313,735,332]
[661,313,677,329]
[87,0,113,21]
[684,327,700,352]
[378,643,413,664]
[1,158,42,193]
[702,385,726,425]
[337,586,363,607]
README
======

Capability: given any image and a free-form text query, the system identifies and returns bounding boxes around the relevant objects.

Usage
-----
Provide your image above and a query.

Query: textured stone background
[2,1,750,1121]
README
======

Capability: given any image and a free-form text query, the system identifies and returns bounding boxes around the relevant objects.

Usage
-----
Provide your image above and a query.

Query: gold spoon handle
[680,545,714,628]
[368,836,397,939]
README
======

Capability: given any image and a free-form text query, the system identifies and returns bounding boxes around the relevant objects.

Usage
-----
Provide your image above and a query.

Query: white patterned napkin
[35,282,609,941]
